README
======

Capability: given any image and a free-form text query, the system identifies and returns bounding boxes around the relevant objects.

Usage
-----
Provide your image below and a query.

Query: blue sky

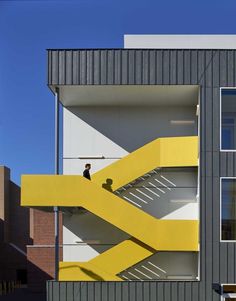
[1,0,236,185]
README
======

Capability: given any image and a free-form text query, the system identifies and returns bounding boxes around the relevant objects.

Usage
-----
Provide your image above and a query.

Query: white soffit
[58,85,199,107]
[124,35,236,49]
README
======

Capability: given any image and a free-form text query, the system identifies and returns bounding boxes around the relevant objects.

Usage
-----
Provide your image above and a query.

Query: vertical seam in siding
[106,50,108,85]
[154,51,157,84]
[175,50,178,84]
[57,50,59,85]
[234,244,236,282]
[141,50,143,84]
[99,51,101,85]
[127,50,129,85]
[85,51,88,85]
[168,50,171,85]
[92,50,94,85]
[112,50,115,85]
[226,51,229,86]
[196,50,198,86]
[148,50,150,84]
[190,51,192,84]
[71,50,73,85]
[234,50,236,86]
[119,51,122,85]
[161,50,164,85]
[183,51,185,84]
[64,50,66,85]
[176,50,178,85]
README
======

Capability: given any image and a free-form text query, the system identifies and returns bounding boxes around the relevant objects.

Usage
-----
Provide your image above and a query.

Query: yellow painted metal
[21,135,199,281]
[93,136,198,190]
[59,238,155,281]
[21,175,198,251]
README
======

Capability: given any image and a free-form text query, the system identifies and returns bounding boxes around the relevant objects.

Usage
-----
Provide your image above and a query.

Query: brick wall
[27,210,63,292]
[27,246,63,292]
[9,181,32,250]
[0,166,64,292]
[33,210,63,245]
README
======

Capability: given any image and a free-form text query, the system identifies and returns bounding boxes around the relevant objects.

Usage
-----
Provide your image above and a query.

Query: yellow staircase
[93,136,198,191]
[21,136,199,281]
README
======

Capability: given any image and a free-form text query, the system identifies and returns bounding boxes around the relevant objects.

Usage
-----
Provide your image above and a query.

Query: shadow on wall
[0,238,27,283]
[80,267,104,281]
[0,218,4,243]
[102,178,113,192]
[67,106,197,152]
[60,265,104,281]
[9,182,33,249]
[27,246,63,293]
[0,178,33,284]
[64,211,129,254]
[27,259,53,293]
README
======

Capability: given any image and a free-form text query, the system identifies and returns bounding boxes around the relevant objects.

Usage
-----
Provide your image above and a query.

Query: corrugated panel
[47,49,236,301]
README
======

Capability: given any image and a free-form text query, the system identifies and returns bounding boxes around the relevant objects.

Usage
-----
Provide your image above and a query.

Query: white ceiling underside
[56,85,199,107]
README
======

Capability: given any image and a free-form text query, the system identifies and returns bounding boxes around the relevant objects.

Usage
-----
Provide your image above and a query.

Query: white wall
[63,105,198,264]
[63,106,197,175]
[120,168,198,220]
[119,251,198,280]
[63,211,129,261]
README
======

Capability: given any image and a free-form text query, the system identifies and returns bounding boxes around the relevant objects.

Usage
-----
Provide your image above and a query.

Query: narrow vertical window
[221,179,236,240]
[221,89,236,150]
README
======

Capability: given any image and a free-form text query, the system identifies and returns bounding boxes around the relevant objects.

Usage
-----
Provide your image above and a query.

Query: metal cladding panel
[47,49,236,301]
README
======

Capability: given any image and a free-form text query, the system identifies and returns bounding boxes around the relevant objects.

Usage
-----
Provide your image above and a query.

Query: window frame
[220,177,236,242]
[220,283,236,301]
[220,87,236,152]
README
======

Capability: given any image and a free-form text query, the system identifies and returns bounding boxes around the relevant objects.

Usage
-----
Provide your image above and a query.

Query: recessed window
[221,89,236,150]
[222,284,236,300]
[221,178,236,240]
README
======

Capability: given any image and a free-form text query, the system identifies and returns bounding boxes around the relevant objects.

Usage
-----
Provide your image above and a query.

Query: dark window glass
[222,179,236,240]
[221,89,236,150]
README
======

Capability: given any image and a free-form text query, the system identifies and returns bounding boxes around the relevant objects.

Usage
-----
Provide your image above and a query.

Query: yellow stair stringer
[21,175,199,251]
[21,136,199,281]
[59,238,155,281]
[92,136,198,191]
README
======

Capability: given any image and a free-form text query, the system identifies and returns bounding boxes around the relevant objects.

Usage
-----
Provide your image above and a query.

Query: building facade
[0,166,29,285]
[22,36,236,300]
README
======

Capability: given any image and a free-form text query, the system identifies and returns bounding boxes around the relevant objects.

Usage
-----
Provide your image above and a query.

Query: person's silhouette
[83,163,91,180]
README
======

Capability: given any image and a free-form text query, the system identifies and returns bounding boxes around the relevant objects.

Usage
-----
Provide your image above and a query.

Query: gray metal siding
[47,49,236,301]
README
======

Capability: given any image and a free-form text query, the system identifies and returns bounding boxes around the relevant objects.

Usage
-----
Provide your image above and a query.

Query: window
[221,178,236,240]
[221,89,236,150]
[221,284,236,300]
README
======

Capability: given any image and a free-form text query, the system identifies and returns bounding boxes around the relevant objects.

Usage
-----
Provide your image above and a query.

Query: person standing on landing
[83,163,91,180]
